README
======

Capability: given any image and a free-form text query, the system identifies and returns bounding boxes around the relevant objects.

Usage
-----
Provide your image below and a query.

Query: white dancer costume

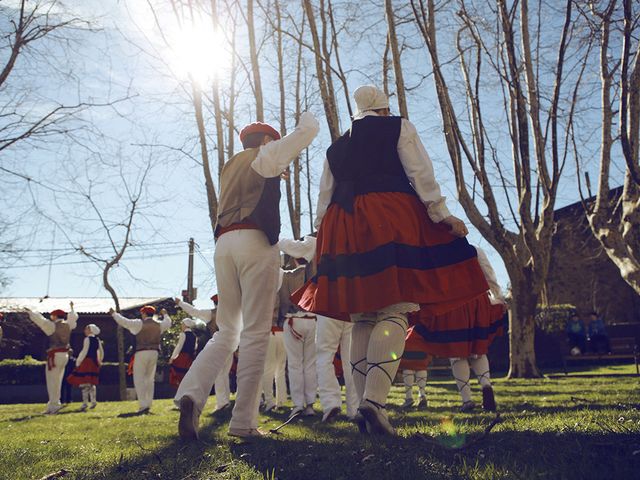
[261,270,287,411]
[175,112,319,437]
[27,306,78,414]
[177,299,233,411]
[112,309,172,411]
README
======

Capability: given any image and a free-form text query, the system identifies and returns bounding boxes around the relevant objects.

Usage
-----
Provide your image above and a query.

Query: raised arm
[158,311,172,333]
[177,300,213,323]
[476,247,505,304]
[251,112,320,178]
[76,337,90,366]
[170,332,185,362]
[314,158,336,229]
[397,119,452,223]
[97,340,104,365]
[110,311,142,335]
[26,310,55,336]
[66,301,78,330]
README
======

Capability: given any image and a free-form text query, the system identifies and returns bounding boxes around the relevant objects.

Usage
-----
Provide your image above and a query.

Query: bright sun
[170,21,228,86]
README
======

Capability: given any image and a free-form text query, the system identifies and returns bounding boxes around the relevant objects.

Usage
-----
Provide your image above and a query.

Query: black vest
[87,336,100,362]
[182,330,196,356]
[326,116,416,213]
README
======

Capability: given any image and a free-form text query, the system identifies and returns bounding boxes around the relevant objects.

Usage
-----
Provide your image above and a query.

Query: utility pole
[183,238,196,302]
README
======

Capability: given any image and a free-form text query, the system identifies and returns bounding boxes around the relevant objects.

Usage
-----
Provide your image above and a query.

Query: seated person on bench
[566,313,587,355]
[587,312,611,354]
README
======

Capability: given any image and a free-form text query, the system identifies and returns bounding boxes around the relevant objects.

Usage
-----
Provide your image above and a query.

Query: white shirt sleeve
[159,314,172,333]
[178,300,213,323]
[314,158,336,230]
[476,247,505,304]
[397,119,452,223]
[278,236,317,262]
[97,340,104,364]
[66,309,78,330]
[27,311,55,336]
[251,112,320,178]
[76,337,90,366]
[170,332,185,361]
[111,312,143,335]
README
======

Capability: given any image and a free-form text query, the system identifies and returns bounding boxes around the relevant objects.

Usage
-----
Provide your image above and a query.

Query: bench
[562,336,639,375]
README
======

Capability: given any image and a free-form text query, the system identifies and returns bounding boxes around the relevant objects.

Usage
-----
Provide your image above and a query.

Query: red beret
[139,305,156,315]
[211,294,219,305]
[239,122,281,143]
[50,309,66,318]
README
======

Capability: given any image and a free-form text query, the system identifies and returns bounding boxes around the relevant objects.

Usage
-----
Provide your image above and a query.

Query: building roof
[553,186,623,218]
[0,297,172,314]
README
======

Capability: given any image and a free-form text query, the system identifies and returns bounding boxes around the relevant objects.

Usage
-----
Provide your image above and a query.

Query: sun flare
[169,22,228,86]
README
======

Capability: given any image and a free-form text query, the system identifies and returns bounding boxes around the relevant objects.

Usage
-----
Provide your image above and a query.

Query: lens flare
[437,417,466,448]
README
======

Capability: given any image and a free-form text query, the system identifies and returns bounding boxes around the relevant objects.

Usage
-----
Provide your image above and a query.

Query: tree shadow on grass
[73,407,640,480]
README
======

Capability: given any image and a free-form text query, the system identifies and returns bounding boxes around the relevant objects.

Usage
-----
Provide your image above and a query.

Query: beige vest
[215,148,281,245]
[136,318,162,351]
[49,321,71,350]
[279,266,307,319]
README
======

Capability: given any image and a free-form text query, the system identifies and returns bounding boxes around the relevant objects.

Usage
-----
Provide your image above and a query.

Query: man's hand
[280,168,290,181]
[69,301,74,309]
[160,308,168,316]
[441,215,468,237]
[174,297,181,306]
[108,308,115,315]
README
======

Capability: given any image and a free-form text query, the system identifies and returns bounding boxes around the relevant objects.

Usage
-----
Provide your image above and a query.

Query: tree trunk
[508,278,541,378]
[103,269,126,400]
[384,0,409,118]
[247,0,264,121]
[191,83,218,234]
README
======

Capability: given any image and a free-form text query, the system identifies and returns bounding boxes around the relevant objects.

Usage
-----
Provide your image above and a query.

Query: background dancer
[25,302,78,414]
[174,295,234,413]
[67,324,103,410]
[110,306,172,413]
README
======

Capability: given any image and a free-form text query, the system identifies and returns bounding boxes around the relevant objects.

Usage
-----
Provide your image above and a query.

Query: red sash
[46,348,68,371]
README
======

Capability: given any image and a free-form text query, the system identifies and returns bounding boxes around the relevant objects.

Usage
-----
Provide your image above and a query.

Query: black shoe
[482,386,497,412]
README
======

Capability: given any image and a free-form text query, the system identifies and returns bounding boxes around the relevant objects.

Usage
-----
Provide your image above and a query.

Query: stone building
[546,189,640,324]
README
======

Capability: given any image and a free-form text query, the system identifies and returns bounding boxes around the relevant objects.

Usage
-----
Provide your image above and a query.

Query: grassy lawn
[0,365,638,480]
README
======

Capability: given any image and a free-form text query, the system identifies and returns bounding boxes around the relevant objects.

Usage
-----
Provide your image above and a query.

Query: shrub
[535,304,576,334]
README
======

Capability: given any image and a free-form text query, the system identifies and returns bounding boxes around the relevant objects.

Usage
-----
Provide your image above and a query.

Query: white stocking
[403,370,415,400]
[416,370,427,398]
[450,358,472,404]
[350,314,375,403]
[469,354,492,388]
[362,312,408,406]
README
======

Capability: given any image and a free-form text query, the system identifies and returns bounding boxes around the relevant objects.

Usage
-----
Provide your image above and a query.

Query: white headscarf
[354,85,389,117]
[87,324,101,335]
[182,317,206,330]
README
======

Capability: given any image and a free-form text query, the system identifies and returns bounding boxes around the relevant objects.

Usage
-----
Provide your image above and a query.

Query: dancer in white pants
[262,271,287,412]
[26,302,78,414]
[110,306,172,413]
[176,112,319,440]
[175,296,234,412]
[316,315,359,421]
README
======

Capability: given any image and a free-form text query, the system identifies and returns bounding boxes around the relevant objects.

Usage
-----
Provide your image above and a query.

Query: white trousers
[175,230,279,430]
[316,315,359,418]
[133,350,158,410]
[283,317,317,408]
[262,330,287,407]
[213,353,233,410]
[45,352,68,411]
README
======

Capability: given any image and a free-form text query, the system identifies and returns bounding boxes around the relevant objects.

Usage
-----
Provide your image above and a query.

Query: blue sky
[1,0,614,308]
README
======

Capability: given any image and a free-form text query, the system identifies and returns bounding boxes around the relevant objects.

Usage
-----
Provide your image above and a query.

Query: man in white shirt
[174,295,234,412]
[25,302,78,414]
[176,112,319,440]
[110,305,172,413]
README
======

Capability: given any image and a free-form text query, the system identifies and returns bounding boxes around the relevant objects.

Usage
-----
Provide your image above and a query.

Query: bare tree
[410,0,583,377]
[78,162,153,400]
[384,0,409,118]
[575,0,640,295]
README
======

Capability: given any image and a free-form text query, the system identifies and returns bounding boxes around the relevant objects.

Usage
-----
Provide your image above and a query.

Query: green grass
[0,366,639,480]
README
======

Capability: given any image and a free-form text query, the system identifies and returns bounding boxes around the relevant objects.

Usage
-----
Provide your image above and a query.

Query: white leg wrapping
[469,354,492,388]
[450,358,472,404]
[403,370,415,400]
